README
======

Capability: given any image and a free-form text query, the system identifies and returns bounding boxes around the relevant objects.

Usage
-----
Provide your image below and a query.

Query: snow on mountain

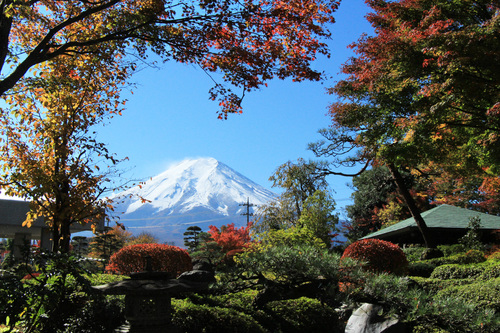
[111,157,276,245]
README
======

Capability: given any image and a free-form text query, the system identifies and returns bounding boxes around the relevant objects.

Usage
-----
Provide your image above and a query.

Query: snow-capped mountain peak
[118,157,276,216]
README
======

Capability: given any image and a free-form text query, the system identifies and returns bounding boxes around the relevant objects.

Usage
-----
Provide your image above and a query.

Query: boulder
[345,303,408,333]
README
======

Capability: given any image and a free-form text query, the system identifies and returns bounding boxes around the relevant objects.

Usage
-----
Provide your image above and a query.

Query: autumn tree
[0,0,340,117]
[126,232,160,246]
[208,222,253,253]
[310,0,500,247]
[88,225,132,268]
[0,0,340,252]
[0,50,131,252]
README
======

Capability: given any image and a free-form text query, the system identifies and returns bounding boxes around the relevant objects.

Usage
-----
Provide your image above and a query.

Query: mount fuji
[111,157,277,246]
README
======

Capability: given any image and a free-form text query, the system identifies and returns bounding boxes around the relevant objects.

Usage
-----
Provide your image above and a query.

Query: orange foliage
[208,222,253,253]
[106,243,192,276]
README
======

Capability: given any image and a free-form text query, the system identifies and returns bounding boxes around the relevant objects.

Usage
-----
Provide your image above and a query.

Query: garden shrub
[402,246,427,262]
[430,263,485,280]
[476,260,500,280]
[410,277,473,294]
[423,249,486,266]
[341,239,408,275]
[106,243,192,276]
[486,248,500,261]
[436,278,500,311]
[408,261,436,277]
[437,244,466,257]
[265,297,340,333]
[172,299,266,333]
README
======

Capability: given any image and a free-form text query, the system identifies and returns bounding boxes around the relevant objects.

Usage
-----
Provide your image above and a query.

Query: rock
[178,269,215,283]
[192,260,214,272]
[345,303,408,333]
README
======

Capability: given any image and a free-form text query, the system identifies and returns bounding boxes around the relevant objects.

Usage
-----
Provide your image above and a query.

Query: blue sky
[98,0,374,217]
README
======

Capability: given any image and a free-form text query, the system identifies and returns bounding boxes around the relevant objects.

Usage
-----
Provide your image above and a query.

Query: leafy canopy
[0,0,340,117]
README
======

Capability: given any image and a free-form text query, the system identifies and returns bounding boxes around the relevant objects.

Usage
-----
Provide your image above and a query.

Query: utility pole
[239,197,255,224]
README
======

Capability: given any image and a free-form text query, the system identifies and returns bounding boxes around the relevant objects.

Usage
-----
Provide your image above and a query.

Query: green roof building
[362,205,500,245]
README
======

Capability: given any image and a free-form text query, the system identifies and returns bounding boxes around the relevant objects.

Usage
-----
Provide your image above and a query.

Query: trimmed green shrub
[437,244,466,257]
[478,261,500,280]
[487,249,500,261]
[424,249,486,266]
[430,264,485,280]
[265,297,340,333]
[172,299,266,333]
[408,262,436,277]
[341,239,408,275]
[410,276,473,293]
[106,243,192,276]
[85,273,129,286]
[437,278,500,311]
[402,246,427,262]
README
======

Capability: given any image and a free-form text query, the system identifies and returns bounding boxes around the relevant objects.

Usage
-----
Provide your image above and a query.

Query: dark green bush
[59,296,125,333]
[437,244,466,257]
[408,262,436,277]
[402,246,427,262]
[172,299,266,333]
[437,278,500,311]
[265,297,340,333]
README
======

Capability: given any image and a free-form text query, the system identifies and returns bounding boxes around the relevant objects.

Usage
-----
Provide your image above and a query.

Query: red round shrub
[106,243,192,276]
[341,239,408,276]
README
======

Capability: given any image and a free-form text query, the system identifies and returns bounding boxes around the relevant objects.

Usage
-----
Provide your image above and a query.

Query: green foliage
[430,264,486,280]
[175,292,340,333]
[236,244,341,285]
[403,246,428,262]
[106,243,192,276]
[408,261,436,278]
[297,190,339,246]
[265,297,340,333]
[54,296,124,333]
[184,226,203,252]
[0,252,127,333]
[85,273,129,286]
[254,159,334,236]
[459,216,484,251]
[437,278,500,312]
[257,225,327,249]
[172,299,266,333]
[437,244,467,257]
[352,273,499,333]
[424,249,486,266]
[341,239,408,276]
[341,167,419,241]
[410,276,473,294]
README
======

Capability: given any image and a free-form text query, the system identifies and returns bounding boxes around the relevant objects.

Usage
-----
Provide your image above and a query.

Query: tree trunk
[387,163,435,248]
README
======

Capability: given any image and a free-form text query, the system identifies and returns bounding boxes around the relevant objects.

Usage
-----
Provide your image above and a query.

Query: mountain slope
[112,157,276,245]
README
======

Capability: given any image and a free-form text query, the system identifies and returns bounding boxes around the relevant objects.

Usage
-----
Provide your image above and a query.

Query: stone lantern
[92,257,210,333]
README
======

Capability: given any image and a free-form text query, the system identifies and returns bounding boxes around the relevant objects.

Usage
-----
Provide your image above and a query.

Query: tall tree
[0,50,130,252]
[0,0,341,252]
[269,158,328,218]
[184,226,202,252]
[0,0,340,116]
[310,0,499,247]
